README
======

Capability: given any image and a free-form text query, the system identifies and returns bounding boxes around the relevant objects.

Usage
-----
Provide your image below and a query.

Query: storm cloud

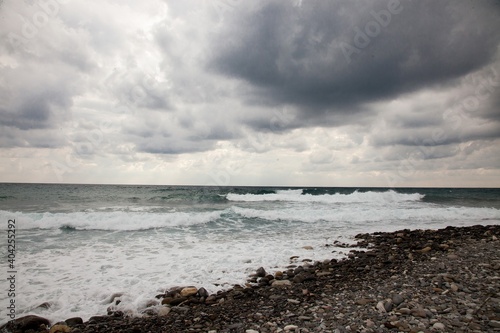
[0,0,499,186]
[209,0,500,114]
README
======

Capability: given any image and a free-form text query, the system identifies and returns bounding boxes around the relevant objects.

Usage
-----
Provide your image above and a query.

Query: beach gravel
[2,224,499,333]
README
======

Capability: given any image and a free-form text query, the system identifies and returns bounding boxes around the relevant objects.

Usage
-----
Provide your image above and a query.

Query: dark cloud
[0,66,74,132]
[209,0,500,116]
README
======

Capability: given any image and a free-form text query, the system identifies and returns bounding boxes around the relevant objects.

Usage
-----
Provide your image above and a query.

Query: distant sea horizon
[1,183,499,325]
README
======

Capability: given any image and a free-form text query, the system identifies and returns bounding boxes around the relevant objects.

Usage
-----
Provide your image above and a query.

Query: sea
[0,184,499,325]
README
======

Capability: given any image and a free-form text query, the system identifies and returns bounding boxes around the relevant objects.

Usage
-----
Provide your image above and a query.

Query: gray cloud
[209,0,500,117]
[1,0,499,185]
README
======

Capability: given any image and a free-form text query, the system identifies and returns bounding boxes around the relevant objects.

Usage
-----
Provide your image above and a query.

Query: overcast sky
[1,0,499,187]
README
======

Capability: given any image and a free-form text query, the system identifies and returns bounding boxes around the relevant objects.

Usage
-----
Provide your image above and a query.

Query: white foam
[230,205,500,224]
[226,189,425,204]
[4,210,224,231]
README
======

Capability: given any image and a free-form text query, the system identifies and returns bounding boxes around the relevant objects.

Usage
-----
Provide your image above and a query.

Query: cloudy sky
[0,0,499,187]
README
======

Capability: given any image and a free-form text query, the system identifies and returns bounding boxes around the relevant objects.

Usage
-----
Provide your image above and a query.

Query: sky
[0,0,499,187]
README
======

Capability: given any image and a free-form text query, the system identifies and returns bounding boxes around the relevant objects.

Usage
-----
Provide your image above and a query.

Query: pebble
[180,287,198,297]
[432,322,445,330]
[392,294,404,305]
[49,324,71,333]
[54,225,500,333]
[272,280,292,287]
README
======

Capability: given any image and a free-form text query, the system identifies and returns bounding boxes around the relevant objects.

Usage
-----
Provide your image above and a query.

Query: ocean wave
[230,205,500,224]
[1,210,224,231]
[226,189,424,203]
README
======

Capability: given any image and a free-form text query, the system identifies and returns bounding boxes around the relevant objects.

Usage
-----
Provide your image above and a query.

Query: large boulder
[2,315,50,331]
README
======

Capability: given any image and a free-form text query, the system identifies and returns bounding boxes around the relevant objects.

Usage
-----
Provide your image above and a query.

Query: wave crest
[226,189,424,203]
[5,210,223,231]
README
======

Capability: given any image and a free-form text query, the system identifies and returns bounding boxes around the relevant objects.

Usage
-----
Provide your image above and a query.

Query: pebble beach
[3,224,500,333]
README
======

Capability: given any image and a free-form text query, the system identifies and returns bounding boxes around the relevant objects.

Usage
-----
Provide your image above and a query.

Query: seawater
[0,184,499,325]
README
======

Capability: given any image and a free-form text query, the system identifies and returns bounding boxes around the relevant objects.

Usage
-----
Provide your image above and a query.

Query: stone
[376,301,387,313]
[246,330,259,333]
[64,317,83,326]
[447,254,459,260]
[356,298,375,305]
[180,286,198,297]
[49,325,71,333]
[302,246,314,250]
[88,315,111,323]
[293,272,315,283]
[392,294,404,306]
[365,319,375,328]
[197,287,209,298]
[420,246,432,253]
[383,300,393,312]
[275,271,283,279]
[489,320,500,328]
[284,324,299,331]
[8,315,50,331]
[432,322,445,330]
[411,309,428,318]
[158,307,171,317]
[162,296,187,306]
[272,280,291,287]
[256,267,266,277]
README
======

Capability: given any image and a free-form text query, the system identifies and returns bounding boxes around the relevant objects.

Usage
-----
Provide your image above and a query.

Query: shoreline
[3,224,499,332]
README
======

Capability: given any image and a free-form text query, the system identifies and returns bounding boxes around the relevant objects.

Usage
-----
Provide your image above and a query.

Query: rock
[275,271,283,279]
[420,246,432,253]
[447,254,459,260]
[292,272,315,283]
[376,301,386,313]
[411,309,428,318]
[450,283,459,292]
[490,320,500,328]
[392,294,404,306]
[64,317,83,326]
[256,267,266,277]
[49,324,71,333]
[284,324,299,331]
[197,287,209,298]
[180,286,198,297]
[396,308,411,315]
[302,246,313,250]
[246,330,259,333]
[272,280,291,287]
[8,315,50,331]
[384,300,393,312]
[356,298,375,305]
[432,322,446,330]
[88,316,110,323]
[365,319,375,327]
[162,296,187,306]
[158,307,171,317]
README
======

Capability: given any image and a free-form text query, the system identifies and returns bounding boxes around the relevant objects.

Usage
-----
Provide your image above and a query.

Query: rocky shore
[3,224,500,333]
